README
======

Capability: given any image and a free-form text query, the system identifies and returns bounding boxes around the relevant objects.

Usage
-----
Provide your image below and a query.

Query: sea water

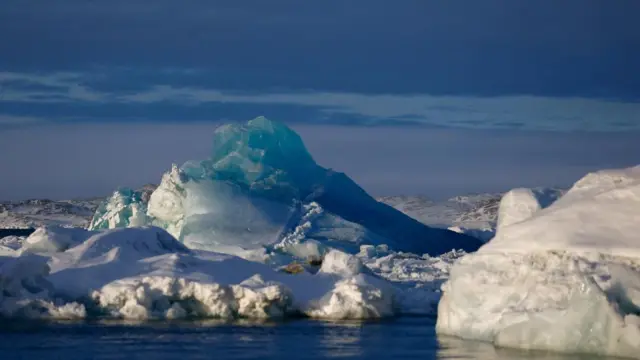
[0,317,610,359]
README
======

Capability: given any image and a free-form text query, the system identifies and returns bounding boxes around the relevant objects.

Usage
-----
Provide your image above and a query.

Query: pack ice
[90,117,481,260]
[437,165,640,358]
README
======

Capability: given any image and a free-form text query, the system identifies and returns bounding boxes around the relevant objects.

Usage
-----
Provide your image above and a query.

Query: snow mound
[496,188,560,230]
[68,227,189,263]
[96,117,481,258]
[319,250,366,277]
[437,165,640,358]
[21,226,93,254]
[569,166,640,197]
[306,274,395,319]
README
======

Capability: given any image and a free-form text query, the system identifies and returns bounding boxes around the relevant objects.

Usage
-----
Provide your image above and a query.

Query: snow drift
[91,117,481,258]
[437,165,640,358]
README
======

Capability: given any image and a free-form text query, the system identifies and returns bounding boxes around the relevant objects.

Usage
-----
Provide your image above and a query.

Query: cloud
[0,72,106,103]
[1,1,639,97]
[1,71,639,131]
[0,115,44,125]
[120,86,640,131]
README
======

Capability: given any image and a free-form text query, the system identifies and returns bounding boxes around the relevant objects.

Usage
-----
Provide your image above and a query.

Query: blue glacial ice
[92,117,482,260]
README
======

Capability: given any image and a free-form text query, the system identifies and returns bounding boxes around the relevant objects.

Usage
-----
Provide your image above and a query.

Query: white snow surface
[495,188,544,230]
[21,226,93,254]
[0,252,86,319]
[495,187,568,232]
[1,226,459,321]
[486,165,640,255]
[437,165,640,358]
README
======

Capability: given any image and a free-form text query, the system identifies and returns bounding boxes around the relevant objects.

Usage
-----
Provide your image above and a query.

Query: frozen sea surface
[0,318,612,360]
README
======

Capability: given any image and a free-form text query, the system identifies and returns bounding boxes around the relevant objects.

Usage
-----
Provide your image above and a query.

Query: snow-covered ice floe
[0,225,461,321]
[437,165,640,358]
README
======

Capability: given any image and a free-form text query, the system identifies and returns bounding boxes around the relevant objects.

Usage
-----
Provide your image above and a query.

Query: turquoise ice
[88,188,150,231]
[93,117,482,258]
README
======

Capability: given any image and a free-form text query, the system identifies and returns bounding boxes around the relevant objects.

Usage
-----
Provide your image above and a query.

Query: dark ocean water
[0,317,610,360]
[0,229,35,238]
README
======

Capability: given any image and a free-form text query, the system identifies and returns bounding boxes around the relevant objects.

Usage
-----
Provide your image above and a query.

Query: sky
[0,1,639,200]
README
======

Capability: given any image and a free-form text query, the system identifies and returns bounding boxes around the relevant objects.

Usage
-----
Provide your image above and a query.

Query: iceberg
[93,117,481,259]
[437,165,640,358]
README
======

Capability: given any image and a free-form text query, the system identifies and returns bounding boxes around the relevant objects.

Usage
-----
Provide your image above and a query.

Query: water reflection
[437,336,609,360]
[318,322,364,358]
